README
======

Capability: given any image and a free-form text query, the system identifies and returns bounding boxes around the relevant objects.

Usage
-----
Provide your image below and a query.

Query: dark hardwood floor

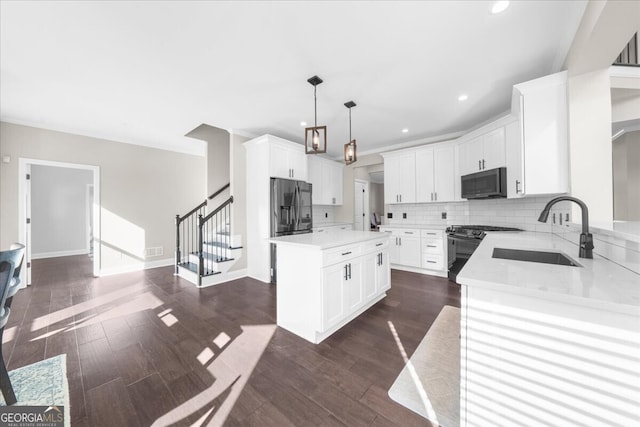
[4,255,460,426]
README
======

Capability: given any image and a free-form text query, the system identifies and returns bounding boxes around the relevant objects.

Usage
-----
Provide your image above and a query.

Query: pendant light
[305,75,327,154]
[344,101,357,165]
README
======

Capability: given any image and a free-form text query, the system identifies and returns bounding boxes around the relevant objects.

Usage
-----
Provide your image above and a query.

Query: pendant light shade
[305,75,327,154]
[343,101,357,165]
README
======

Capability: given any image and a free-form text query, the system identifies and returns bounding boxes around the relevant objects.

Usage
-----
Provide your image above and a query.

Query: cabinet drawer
[364,238,389,252]
[422,254,444,271]
[421,229,443,239]
[324,244,361,265]
[422,239,443,254]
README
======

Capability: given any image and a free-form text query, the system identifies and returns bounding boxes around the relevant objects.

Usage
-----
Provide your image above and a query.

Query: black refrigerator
[270,177,313,283]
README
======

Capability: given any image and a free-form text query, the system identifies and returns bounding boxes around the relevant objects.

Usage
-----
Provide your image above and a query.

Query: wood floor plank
[86,378,140,427]
[126,373,177,426]
[78,337,119,392]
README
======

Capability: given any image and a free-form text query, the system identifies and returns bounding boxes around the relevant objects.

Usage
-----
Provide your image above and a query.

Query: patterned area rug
[388,305,460,427]
[0,354,70,426]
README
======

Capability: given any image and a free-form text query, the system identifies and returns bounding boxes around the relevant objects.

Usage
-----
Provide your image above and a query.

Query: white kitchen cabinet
[308,156,343,205]
[245,134,309,283]
[269,139,308,181]
[386,229,421,267]
[272,232,390,343]
[416,144,456,203]
[421,229,445,272]
[382,151,416,204]
[459,127,506,175]
[508,71,569,197]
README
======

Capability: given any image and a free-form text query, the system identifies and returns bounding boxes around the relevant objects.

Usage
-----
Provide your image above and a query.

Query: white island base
[271,231,391,344]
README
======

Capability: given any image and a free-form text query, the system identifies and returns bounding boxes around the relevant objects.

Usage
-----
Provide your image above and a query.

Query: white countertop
[270,230,388,250]
[458,231,640,315]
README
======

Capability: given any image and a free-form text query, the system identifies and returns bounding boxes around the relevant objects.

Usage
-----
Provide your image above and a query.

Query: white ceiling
[0,1,587,157]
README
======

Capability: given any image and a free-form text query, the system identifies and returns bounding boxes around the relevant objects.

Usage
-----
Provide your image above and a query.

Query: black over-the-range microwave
[461,167,507,199]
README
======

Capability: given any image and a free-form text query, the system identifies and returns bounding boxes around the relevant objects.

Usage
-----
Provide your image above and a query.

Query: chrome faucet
[537,196,594,259]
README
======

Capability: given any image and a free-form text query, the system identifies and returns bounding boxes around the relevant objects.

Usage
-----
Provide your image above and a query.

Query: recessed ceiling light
[458,94,468,101]
[401,128,409,133]
[300,121,307,126]
[491,1,509,14]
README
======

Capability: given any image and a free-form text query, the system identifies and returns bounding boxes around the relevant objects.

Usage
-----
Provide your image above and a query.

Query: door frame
[354,179,370,231]
[18,158,101,284]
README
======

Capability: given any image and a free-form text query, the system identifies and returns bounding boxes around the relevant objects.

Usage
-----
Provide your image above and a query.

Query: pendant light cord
[314,85,318,129]
[349,107,352,141]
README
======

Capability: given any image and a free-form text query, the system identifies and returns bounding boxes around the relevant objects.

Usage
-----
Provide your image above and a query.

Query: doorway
[18,158,101,285]
[354,179,370,231]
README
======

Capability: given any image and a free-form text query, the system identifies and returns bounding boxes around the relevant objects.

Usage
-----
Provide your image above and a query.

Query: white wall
[31,165,93,257]
[613,130,640,221]
[0,122,206,274]
[229,132,250,272]
[369,183,384,219]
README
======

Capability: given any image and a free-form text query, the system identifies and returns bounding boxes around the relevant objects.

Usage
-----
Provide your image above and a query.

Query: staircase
[175,186,243,287]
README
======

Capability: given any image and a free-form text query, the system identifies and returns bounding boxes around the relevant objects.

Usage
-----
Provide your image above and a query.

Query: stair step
[178,262,221,277]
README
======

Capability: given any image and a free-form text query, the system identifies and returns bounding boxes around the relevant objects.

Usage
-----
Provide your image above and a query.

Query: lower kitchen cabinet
[272,232,391,344]
[385,228,422,267]
[380,226,448,277]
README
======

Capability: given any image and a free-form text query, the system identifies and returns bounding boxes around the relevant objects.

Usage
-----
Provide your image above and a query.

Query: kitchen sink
[492,248,581,267]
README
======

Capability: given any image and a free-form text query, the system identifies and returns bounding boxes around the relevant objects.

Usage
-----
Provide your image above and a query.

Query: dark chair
[0,244,25,405]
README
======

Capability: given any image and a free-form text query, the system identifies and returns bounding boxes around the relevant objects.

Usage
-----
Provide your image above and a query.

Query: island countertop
[457,231,640,315]
[269,230,388,250]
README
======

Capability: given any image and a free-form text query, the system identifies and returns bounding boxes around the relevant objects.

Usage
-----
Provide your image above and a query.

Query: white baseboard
[98,257,174,277]
[31,249,89,259]
[199,268,248,287]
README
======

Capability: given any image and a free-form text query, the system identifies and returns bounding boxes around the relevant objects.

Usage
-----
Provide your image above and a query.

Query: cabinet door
[320,160,334,205]
[345,258,363,311]
[362,253,377,300]
[384,156,402,204]
[376,251,390,292]
[459,137,483,175]
[433,145,455,202]
[398,234,421,267]
[398,153,416,203]
[307,156,324,204]
[322,263,346,330]
[505,119,524,198]
[288,148,308,181]
[415,148,435,202]
[332,162,344,205]
[270,143,293,179]
[483,127,506,170]
[389,234,402,264]
[522,80,568,195]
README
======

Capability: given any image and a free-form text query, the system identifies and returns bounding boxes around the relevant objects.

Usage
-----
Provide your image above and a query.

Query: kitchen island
[270,230,390,344]
[457,231,640,426]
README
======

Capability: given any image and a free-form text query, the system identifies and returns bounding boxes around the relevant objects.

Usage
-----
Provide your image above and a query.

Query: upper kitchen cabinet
[458,127,506,175]
[308,156,344,205]
[269,137,308,181]
[415,143,456,203]
[382,151,416,204]
[507,71,569,197]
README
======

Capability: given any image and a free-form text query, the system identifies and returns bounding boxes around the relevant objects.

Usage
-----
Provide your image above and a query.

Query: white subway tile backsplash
[384,196,559,230]
[312,206,335,225]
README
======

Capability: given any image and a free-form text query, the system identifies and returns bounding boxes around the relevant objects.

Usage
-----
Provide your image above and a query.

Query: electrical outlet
[387,213,392,219]
[402,213,407,219]
[325,212,328,218]
[442,212,447,219]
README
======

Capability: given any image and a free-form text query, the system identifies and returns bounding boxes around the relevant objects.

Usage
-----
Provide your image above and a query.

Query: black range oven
[447,225,522,283]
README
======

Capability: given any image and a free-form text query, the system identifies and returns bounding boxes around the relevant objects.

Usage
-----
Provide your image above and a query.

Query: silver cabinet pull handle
[478,160,482,170]
[516,180,521,193]
[482,159,485,169]
[376,242,383,246]
[342,251,352,256]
